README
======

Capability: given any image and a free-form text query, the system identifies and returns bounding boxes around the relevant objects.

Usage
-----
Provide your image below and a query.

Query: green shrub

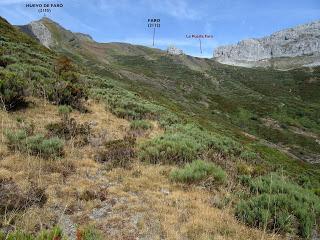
[170,160,227,184]
[0,226,63,240]
[139,124,244,164]
[236,173,320,238]
[0,55,18,67]
[27,136,64,158]
[158,112,180,128]
[6,130,28,150]
[90,82,162,120]
[239,150,258,161]
[130,120,152,131]
[6,130,64,158]
[58,104,72,116]
[0,69,27,110]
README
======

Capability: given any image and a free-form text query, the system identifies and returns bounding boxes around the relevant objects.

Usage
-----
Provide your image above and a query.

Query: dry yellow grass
[0,98,283,240]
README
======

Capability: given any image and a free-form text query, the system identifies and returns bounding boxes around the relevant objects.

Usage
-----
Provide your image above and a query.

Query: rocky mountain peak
[18,18,53,48]
[213,20,320,68]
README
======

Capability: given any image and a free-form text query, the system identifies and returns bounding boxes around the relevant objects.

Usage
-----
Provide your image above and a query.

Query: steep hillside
[19,17,320,165]
[213,20,320,69]
[1,16,320,239]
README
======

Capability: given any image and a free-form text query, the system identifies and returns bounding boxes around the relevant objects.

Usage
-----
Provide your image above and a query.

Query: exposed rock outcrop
[213,20,320,68]
[19,18,53,48]
[167,45,183,55]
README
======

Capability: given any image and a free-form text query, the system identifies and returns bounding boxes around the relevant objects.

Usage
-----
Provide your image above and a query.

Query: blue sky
[0,0,319,57]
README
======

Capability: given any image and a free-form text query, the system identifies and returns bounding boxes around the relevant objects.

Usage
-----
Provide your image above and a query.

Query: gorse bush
[138,124,244,164]
[0,69,27,110]
[236,173,320,238]
[170,160,227,184]
[6,130,64,158]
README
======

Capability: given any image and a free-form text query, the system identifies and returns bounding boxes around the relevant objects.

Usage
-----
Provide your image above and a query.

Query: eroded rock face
[213,20,320,67]
[29,20,53,48]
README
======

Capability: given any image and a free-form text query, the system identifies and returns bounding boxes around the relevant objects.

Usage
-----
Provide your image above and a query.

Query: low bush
[236,173,320,238]
[130,120,152,131]
[0,55,17,67]
[0,178,47,215]
[46,107,90,145]
[0,226,63,240]
[139,124,244,164]
[6,130,64,158]
[95,136,135,168]
[46,120,90,144]
[76,226,103,240]
[0,69,27,110]
[47,78,86,110]
[170,160,227,184]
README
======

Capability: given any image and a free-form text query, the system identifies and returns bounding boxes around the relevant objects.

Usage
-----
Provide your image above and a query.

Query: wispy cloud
[91,0,203,20]
[110,37,199,47]
[144,0,203,20]
[0,0,46,5]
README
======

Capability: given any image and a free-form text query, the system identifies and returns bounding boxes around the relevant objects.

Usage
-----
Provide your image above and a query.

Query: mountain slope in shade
[213,20,320,69]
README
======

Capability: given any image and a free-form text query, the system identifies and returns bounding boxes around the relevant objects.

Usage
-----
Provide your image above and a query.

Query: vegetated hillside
[1,16,320,239]
[22,17,320,165]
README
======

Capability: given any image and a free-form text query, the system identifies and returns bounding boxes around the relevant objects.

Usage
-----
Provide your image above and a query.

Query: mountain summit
[213,20,320,69]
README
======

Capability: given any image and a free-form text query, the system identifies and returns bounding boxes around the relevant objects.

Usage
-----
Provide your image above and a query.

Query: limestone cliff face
[213,21,320,68]
[19,19,53,48]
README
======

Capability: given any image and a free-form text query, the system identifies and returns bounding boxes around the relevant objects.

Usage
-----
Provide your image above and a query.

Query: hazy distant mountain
[213,21,320,69]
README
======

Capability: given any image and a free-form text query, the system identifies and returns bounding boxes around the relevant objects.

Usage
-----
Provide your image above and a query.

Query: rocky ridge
[213,20,320,68]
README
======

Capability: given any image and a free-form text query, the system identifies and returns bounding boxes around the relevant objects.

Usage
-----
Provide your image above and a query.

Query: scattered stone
[160,188,170,195]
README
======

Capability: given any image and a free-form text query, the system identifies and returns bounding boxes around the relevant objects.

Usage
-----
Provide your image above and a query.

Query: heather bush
[95,136,135,168]
[0,178,47,215]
